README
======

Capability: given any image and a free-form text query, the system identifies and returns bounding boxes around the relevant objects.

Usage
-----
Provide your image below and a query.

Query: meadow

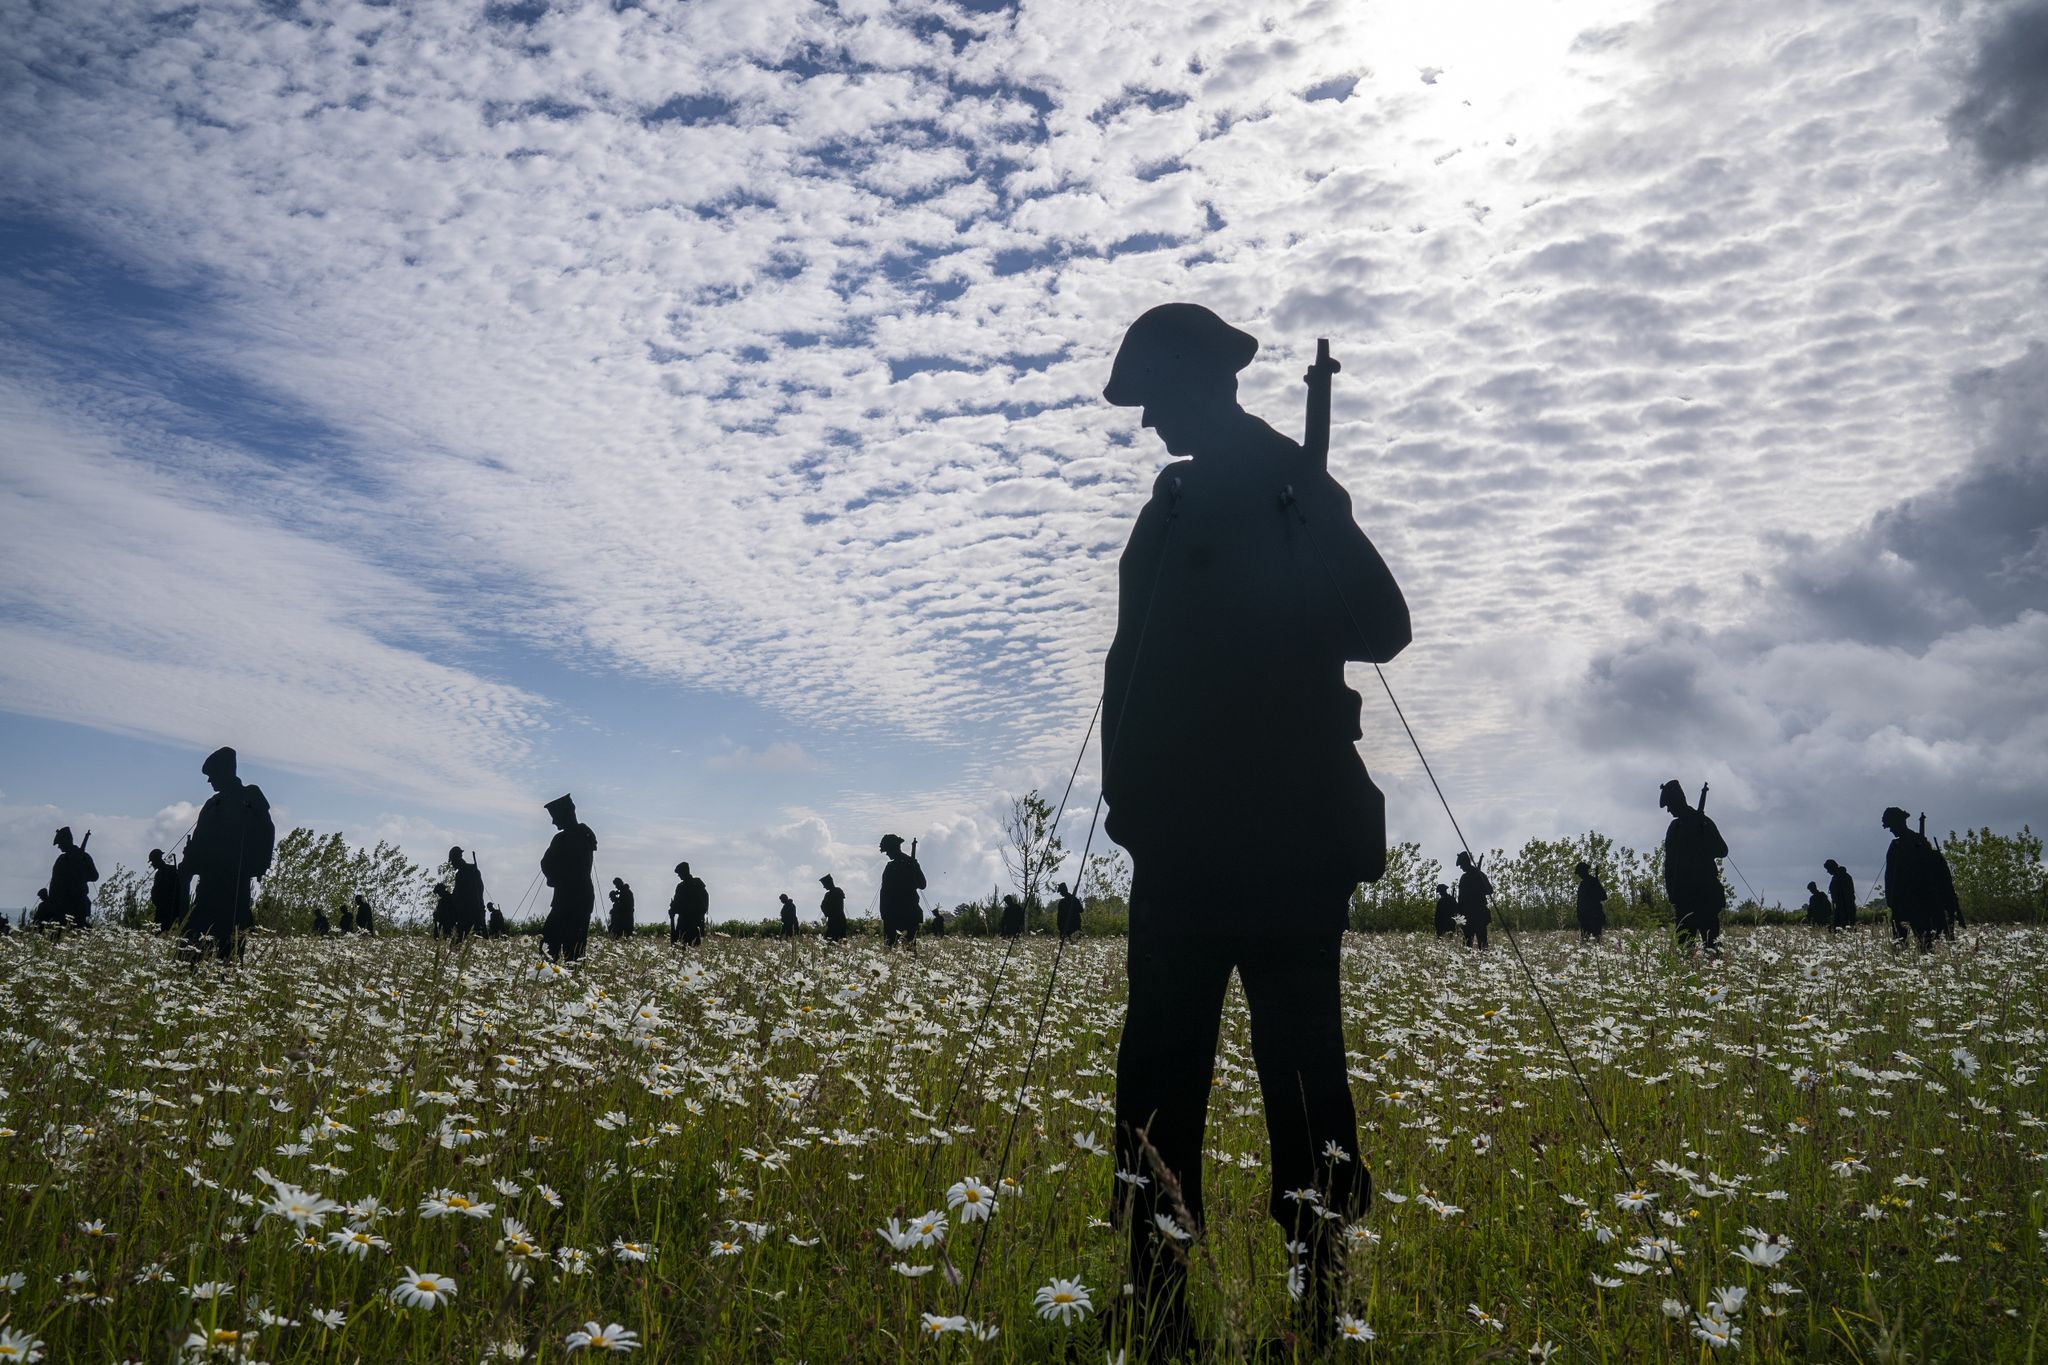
[0,922,2042,1362]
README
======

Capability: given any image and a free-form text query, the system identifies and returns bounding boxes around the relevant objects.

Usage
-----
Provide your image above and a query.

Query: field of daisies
[0,922,2043,1363]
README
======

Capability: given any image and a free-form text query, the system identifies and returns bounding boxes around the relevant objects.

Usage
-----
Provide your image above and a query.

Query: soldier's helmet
[819,874,835,888]
[1103,303,1258,407]
[544,793,576,820]
[1658,779,1685,810]
[1808,880,1821,892]
[879,834,905,853]
[1575,861,1591,877]
[448,846,464,864]
[149,848,166,865]
[1881,806,1911,830]
[53,826,72,847]
[675,861,691,877]
[202,746,237,779]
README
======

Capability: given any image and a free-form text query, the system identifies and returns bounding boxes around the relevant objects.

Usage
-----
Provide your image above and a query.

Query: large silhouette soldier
[1575,861,1608,941]
[877,835,924,948]
[539,794,596,962]
[819,874,849,942]
[1824,858,1857,930]
[1881,807,1958,951]
[671,862,708,946]
[608,878,636,938]
[450,848,486,940]
[182,747,274,962]
[43,827,98,928]
[1433,882,1458,937]
[1660,780,1727,951]
[149,848,187,933]
[1100,304,1409,1350]
[1456,850,1493,948]
[1055,881,1084,943]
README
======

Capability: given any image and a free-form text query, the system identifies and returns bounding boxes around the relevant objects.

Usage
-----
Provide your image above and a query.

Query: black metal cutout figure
[1824,859,1857,931]
[450,848,486,940]
[1433,882,1458,937]
[878,835,924,949]
[1575,861,1607,941]
[1661,780,1728,953]
[778,892,799,938]
[148,847,186,934]
[1457,851,1493,949]
[1804,881,1831,928]
[608,878,636,939]
[671,862,708,946]
[1055,881,1084,943]
[181,748,274,963]
[998,893,1026,939]
[539,793,596,962]
[1881,807,1959,951]
[44,826,98,929]
[819,874,848,942]
[1101,304,1409,1352]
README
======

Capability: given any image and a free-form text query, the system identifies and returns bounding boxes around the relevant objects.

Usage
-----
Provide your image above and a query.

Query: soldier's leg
[1115,918,1232,1350]
[1240,924,1363,1342]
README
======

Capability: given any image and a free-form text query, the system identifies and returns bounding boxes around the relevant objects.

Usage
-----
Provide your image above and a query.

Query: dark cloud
[1948,0,2048,174]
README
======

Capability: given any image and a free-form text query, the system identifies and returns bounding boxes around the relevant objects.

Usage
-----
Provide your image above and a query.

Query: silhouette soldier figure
[487,902,507,937]
[1824,859,1856,931]
[927,907,948,937]
[1433,882,1458,937]
[1881,807,1958,951]
[818,874,848,942]
[339,901,356,934]
[1660,780,1728,952]
[998,893,1026,939]
[44,827,98,928]
[1456,851,1493,948]
[450,848,486,940]
[1100,304,1409,1351]
[431,882,457,939]
[1804,881,1831,928]
[539,794,597,962]
[312,906,332,936]
[778,893,799,938]
[1055,881,1084,943]
[181,748,275,963]
[353,893,376,935]
[1575,861,1608,941]
[608,878,636,939]
[671,862,709,946]
[877,835,924,948]
[148,848,187,933]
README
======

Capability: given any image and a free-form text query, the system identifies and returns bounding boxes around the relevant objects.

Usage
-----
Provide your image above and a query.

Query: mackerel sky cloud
[2,0,2042,918]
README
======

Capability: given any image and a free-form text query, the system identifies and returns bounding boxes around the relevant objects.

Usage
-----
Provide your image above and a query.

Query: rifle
[1697,782,1709,813]
[80,830,92,852]
[1302,338,1341,471]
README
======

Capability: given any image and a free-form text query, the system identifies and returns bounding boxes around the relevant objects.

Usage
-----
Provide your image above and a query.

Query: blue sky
[3,0,2045,920]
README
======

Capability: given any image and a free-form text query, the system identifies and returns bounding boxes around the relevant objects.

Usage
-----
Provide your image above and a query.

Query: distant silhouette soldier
[451,848,486,940]
[148,848,187,933]
[778,893,799,938]
[671,862,708,946]
[339,901,356,934]
[1575,861,1608,941]
[353,894,377,935]
[927,907,948,937]
[608,878,636,939]
[1055,881,1084,943]
[1804,881,1831,928]
[1824,859,1857,931]
[1433,882,1458,937]
[1881,807,1958,951]
[998,893,1026,939]
[431,882,457,939]
[1100,305,1409,1351]
[539,794,597,962]
[487,902,507,937]
[312,905,332,936]
[1456,851,1493,948]
[878,835,924,949]
[819,874,849,942]
[1660,780,1728,953]
[44,827,98,929]
[179,748,274,962]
